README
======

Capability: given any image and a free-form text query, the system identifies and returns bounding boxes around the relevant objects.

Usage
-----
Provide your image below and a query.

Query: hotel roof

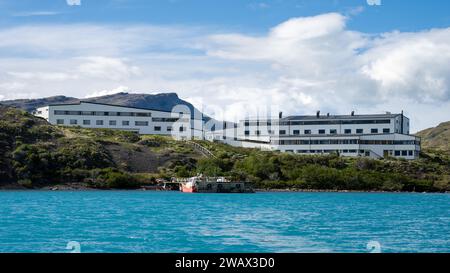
[45,101,174,113]
[242,113,405,121]
[282,113,403,121]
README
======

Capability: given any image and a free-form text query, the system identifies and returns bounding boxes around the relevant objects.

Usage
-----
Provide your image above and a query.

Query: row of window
[281,149,416,157]
[274,139,420,145]
[284,149,359,154]
[360,140,419,145]
[55,110,152,117]
[244,119,392,126]
[56,119,179,131]
[53,111,188,123]
[276,139,359,145]
[245,128,390,136]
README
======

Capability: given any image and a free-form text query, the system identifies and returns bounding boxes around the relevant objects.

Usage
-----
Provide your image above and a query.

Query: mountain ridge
[0,92,202,117]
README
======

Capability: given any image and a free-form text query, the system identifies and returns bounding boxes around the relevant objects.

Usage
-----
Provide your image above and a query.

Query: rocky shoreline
[1,182,448,194]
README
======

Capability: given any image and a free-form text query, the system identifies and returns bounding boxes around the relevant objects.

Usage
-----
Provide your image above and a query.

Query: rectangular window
[255,130,261,136]
[279,130,286,135]
[122,121,130,126]
[109,120,117,126]
[152,117,179,122]
[356,129,363,134]
[395,150,401,156]
[402,150,407,156]
[344,129,351,134]
[371,128,378,134]
[179,126,185,132]
[167,126,172,132]
[96,120,104,126]
[318,129,325,134]
[70,119,77,125]
[154,126,161,131]
[244,130,250,136]
[83,120,91,125]
[330,129,337,135]
[304,130,311,135]
[408,150,413,156]
[135,121,149,126]
[56,119,64,125]
[383,128,390,133]
[293,130,300,135]
[136,112,151,117]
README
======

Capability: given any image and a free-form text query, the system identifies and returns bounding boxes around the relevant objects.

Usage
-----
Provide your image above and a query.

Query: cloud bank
[0,13,449,131]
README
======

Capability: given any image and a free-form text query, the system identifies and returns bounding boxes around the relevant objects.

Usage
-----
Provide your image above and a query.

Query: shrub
[99,169,140,189]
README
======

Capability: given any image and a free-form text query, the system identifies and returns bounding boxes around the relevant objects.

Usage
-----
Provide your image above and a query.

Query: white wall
[36,102,201,138]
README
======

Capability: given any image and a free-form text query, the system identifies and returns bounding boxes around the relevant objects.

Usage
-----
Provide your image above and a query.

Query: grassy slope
[416,121,450,155]
[0,105,204,188]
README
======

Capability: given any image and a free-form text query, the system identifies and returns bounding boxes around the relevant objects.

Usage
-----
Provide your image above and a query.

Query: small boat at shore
[179,175,254,193]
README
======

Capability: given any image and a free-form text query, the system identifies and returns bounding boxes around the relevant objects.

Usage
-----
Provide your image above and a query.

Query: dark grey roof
[282,113,402,121]
[47,101,173,113]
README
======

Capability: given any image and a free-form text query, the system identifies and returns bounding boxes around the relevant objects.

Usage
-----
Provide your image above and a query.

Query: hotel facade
[206,112,421,160]
[34,101,204,139]
[34,102,421,160]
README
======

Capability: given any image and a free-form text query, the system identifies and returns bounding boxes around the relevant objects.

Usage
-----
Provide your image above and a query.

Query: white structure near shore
[34,101,204,139]
[206,112,421,160]
[33,102,421,160]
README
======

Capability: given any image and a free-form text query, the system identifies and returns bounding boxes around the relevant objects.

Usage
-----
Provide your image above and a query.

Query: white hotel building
[34,101,203,139]
[33,102,421,160]
[207,112,421,160]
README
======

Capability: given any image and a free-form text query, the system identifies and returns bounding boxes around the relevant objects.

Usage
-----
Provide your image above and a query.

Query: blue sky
[0,0,450,131]
[1,0,449,33]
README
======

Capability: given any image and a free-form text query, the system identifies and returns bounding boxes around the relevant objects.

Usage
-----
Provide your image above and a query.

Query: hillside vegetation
[0,105,203,189]
[416,121,450,155]
[0,105,449,192]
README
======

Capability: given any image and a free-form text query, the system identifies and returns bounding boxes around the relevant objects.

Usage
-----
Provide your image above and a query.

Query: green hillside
[416,121,450,155]
[0,105,449,192]
[0,105,204,189]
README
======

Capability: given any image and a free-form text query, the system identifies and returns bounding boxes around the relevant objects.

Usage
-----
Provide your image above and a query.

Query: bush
[99,169,140,189]
[18,179,33,188]
[196,158,224,176]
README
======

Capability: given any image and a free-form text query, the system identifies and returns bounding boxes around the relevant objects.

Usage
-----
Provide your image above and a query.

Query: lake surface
[0,191,449,253]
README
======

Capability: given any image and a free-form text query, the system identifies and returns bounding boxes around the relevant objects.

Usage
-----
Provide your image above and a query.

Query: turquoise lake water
[0,191,449,253]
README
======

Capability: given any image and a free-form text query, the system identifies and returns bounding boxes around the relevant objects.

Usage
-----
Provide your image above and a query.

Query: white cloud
[8,71,77,81]
[77,57,141,80]
[66,0,81,6]
[0,14,449,131]
[12,11,60,17]
[0,24,196,57]
[85,86,130,98]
